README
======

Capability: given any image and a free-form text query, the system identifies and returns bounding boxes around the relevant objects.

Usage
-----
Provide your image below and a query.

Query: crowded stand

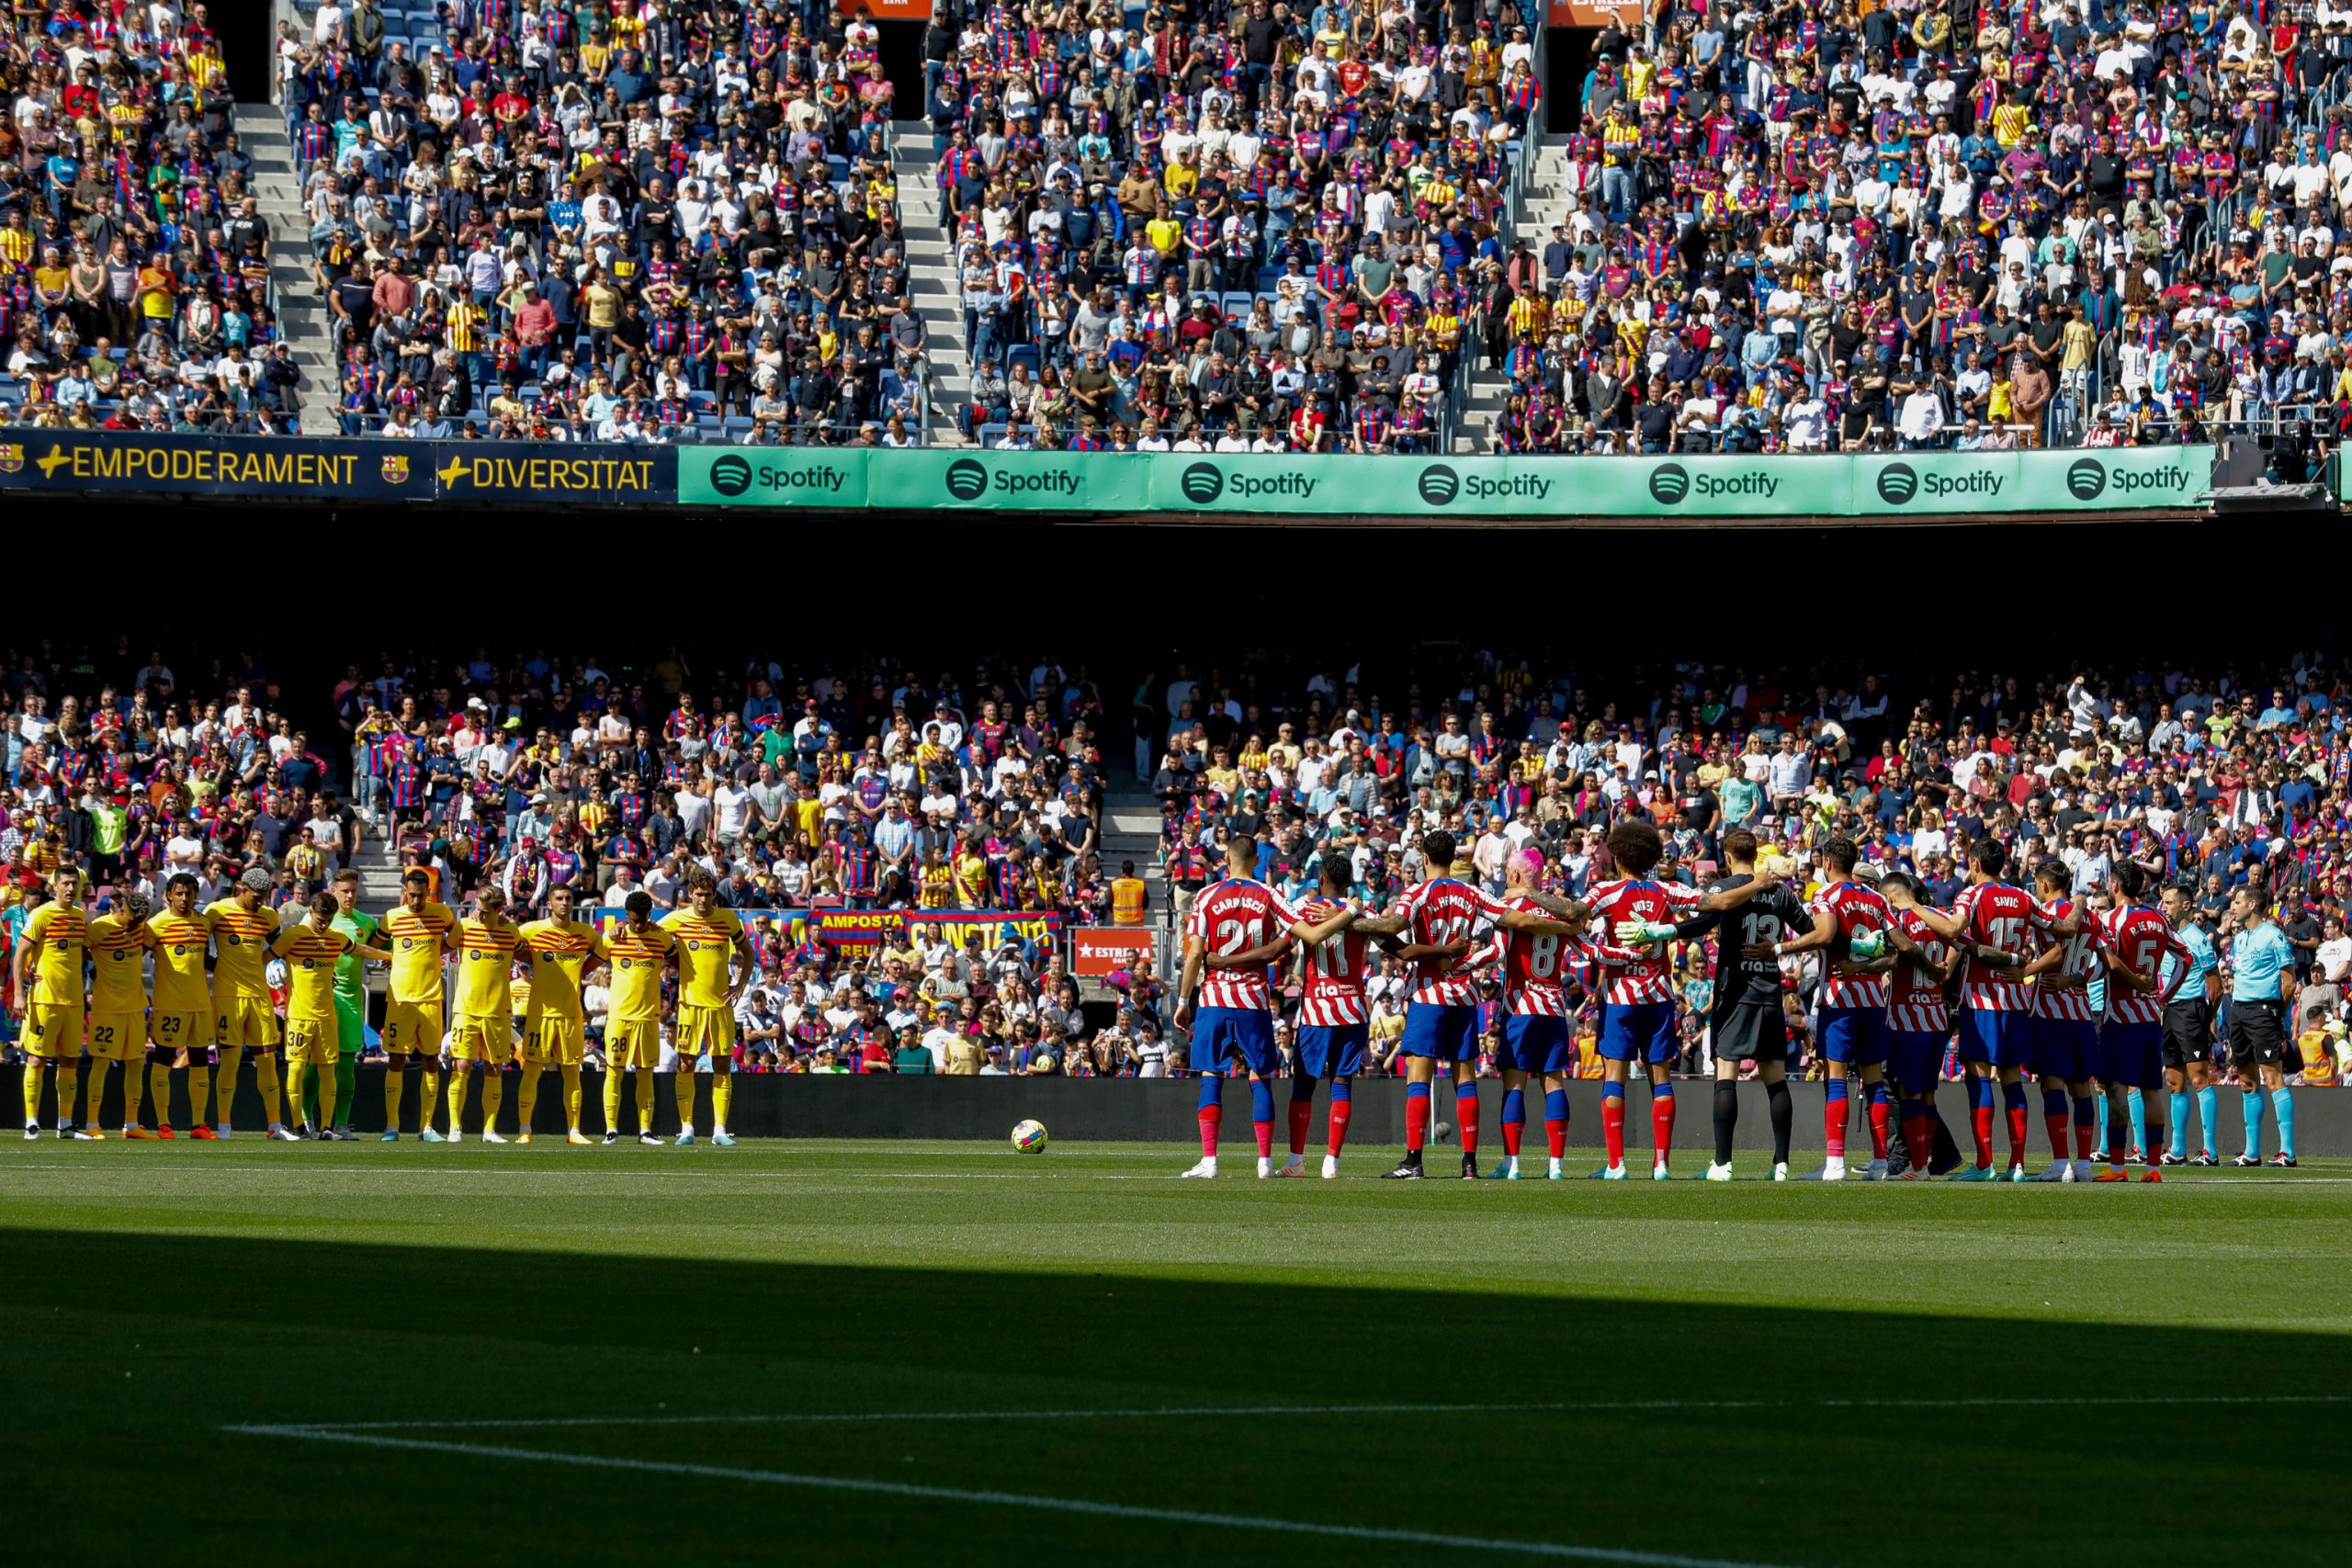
[8,0,2352,464]
[924,0,1545,451]
[1487,5,2352,459]
[0,5,295,434]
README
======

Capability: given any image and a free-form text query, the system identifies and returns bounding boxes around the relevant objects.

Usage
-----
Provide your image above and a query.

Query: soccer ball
[1011,1120,1049,1154]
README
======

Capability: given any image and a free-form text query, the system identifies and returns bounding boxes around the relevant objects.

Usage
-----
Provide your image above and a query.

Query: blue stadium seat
[1004,344,1038,380]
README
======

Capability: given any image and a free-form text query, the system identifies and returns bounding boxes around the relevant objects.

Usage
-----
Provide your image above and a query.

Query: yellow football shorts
[677,1003,736,1058]
[24,1004,84,1058]
[215,998,280,1049]
[523,1015,585,1066]
[605,1018,662,1071]
[447,1011,514,1064]
[286,1015,342,1066]
[149,1010,212,1056]
[382,999,444,1055]
[88,1011,145,1062]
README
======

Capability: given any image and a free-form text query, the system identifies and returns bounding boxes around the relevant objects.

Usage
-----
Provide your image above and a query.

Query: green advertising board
[674,446,2215,518]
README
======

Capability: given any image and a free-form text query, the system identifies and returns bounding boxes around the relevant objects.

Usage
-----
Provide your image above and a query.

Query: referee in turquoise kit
[2225,885,2298,1168]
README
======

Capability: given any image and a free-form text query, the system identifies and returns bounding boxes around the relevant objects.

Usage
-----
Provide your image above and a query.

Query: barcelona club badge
[382,454,410,485]
[0,444,21,475]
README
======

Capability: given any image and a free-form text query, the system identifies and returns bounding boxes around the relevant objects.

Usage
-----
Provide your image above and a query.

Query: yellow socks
[386,1066,406,1133]
[561,1064,582,1131]
[444,1069,468,1135]
[603,1068,624,1133]
[255,1053,282,1129]
[635,1069,655,1129]
[214,1045,243,1128]
[481,1070,504,1132]
[516,1067,539,1133]
[676,1072,699,1133]
[313,1064,338,1132]
[421,1069,442,1134]
[713,1074,733,1131]
[84,1060,111,1128]
[22,1062,43,1125]
[146,1061,169,1128]
[58,1064,82,1128]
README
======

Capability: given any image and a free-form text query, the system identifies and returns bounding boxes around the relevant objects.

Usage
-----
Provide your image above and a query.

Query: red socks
[1905,1111,1933,1172]
[1651,1093,1674,1164]
[1867,1100,1891,1161]
[1287,1098,1313,1156]
[1456,1089,1478,1154]
[2074,1118,2098,1162]
[1405,1093,1429,1153]
[1545,1118,1566,1159]
[1602,1095,1626,1167]
[2044,1111,2069,1160]
[2007,1104,2030,1165]
[1327,1100,1351,1156]
[1253,1115,1273,1159]
[1198,1103,1221,1159]
[1825,1102,1848,1160]
[1502,1118,1522,1157]
[1972,1105,1995,1169]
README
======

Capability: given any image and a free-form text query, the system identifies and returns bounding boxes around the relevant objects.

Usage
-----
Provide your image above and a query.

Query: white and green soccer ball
[1011,1119,1049,1154]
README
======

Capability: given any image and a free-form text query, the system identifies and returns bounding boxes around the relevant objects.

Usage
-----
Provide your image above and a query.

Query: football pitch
[6,1139,2346,1568]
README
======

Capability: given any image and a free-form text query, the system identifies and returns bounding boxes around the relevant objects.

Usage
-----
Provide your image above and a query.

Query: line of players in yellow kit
[12,863,755,1145]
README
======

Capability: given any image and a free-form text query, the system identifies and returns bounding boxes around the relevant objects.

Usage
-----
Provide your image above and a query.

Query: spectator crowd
[10,0,2352,470]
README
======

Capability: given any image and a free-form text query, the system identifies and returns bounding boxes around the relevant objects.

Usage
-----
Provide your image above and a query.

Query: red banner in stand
[839,0,931,16]
[1072,927,1157,976]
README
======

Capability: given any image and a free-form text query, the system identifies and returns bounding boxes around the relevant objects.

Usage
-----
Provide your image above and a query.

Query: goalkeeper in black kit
[1673,829,1813,1181]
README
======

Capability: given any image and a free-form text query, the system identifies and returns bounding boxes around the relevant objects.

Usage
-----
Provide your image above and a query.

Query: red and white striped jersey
[1185,877,1300,1012]
[1293,896,1371,1027]
[1809,879,1893,1009]
[1885,905,1952,1035]
[1950,880,2058,1011]
[2029,897,2110,1022]
[2099,904,2195,1025]
[1581,877,1703,1006]
[1498,897,1642,1015]
[1394,876,1511,1007]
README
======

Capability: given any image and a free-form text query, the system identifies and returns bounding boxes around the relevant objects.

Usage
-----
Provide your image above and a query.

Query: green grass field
[5,1138,2346,1568]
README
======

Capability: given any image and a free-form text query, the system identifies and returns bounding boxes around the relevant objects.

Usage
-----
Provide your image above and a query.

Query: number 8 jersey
[1186,877,1301,1012]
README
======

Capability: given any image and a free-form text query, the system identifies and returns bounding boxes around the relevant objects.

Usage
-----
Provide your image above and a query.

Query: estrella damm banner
[0,431,673,503]
[0,430,422,499]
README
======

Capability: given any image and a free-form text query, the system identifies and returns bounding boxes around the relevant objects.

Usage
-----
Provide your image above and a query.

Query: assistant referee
[2226,886,2298,1168]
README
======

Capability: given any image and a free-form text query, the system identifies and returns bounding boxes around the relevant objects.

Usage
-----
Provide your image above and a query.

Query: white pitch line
[281,1391,2350,1435]
[221,1423,1787,1568]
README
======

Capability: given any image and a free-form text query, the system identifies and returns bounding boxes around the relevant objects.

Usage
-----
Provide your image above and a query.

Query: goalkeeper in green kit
[304,868,379,1136]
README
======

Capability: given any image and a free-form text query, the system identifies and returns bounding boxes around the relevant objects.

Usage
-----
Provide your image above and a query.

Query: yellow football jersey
[453,917,520,1018]
[274,923,351,1023]
[661,908,744,1009]
[143,910,214,1011]
[605,922,675,1022]
[517,918,603,1022]
[382,900,457,1004]
[85,911,150,1012]
[24,902,89,1009]
[204,899,279,1001]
